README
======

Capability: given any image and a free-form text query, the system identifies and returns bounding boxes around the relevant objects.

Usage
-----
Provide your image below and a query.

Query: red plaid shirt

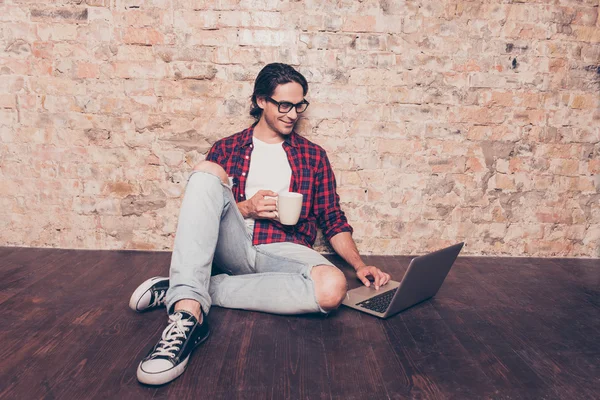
[206,126,353,248]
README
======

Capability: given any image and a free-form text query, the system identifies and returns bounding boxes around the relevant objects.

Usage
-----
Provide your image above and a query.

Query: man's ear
[256,96,266,110]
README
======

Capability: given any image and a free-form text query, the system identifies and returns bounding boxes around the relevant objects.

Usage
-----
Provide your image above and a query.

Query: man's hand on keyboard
[356,265,391,290]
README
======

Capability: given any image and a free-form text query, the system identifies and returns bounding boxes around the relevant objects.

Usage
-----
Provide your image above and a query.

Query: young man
[129,63,392,385]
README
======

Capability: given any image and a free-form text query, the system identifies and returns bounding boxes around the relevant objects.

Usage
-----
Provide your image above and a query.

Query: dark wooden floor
[0,247,598,400]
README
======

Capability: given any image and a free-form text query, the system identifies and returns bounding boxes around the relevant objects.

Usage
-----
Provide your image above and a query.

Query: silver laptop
[342,242,464,319]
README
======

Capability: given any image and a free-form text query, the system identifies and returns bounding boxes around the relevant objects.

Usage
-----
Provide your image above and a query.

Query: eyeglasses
[265,97,310,114]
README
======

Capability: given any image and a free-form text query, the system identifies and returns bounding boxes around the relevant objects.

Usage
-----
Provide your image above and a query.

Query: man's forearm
[329,231,366,271]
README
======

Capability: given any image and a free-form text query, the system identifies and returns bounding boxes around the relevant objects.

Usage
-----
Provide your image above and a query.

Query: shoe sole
[136,330,210,386]
[128,276,169,312]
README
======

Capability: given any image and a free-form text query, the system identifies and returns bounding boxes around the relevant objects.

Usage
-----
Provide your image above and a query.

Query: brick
[36,23,78,41]
[429,157,467,174]
[249,11,282,29]
[524,240,573,256]
[289,13,324,31]
[371,86,424,105]
[572,25,600,43]
[174,9,219,31]
[570,94,597,109]
[301,102,342,119]
[484,91,514,107]
[550,158,580,176]
[121,27,164,45]
[375,15,402,34]
[78,20,112,42]
[4,39,32,58]
[354,34,388,51]
[86,0,109,6]
[238,0,286,11]
[572,6,598,26]
[342,15,376,33]
[583,226,600,245]
[123,0,170,8]
[545,224,588,241]
[0,94,16,109]
[86,6,112,22]
[31,8,88,23]
[186,29,239,46]
[216,10,251,27]
[0,109,17,126]
[113,45,155,62]
[402,16,423,34]
[238,29,295,47]
[213,46,265,65]
[532,175,554,190]
[112,62,167,79]
[52,42,90,59]
[548,109,596,128]
[554,176,595,192]
[123,79,154,96]
[469,72,507,88]
[170,62,217,80]
[507,4,543,22]
[31,41,54,58]
[0,5,29,22]
[519,93,542,109]
[453,59,482,73]
[376,139,424,154]
[343,104,389,121]
[577,177,597,193]
[121,193,167,216]
[465,157,485,172]
[75,62,98,79]
[489,173,516,191]
[99,215,156,240]
[587,159,600,174]
[2,22,38,45]
[155,45,215,63]
[102,181,137,198]
[121,9,164,26]
[511,109,546,126]
[535,209,573,224]
[581,43,600,62]
[501,21,549,40]
[16,94,37,110]
[452,107,507,124]
[299,33,354,50]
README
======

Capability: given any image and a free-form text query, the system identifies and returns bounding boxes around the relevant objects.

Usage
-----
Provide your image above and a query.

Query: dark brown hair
[250,63,308,121]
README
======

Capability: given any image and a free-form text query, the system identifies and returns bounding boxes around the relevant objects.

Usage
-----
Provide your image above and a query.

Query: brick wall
[1,0,599,257]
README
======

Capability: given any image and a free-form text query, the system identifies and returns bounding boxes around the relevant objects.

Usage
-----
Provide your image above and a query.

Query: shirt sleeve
[205,140,224,166]
[313,150,354,242]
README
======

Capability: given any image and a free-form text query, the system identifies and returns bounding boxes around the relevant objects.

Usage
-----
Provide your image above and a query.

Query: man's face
[258,82,305,136]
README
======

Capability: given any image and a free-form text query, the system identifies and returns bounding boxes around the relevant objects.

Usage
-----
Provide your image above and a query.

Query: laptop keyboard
[356,288,398,313]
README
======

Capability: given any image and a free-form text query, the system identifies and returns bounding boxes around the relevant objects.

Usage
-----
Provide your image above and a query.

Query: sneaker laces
[150,289,166,308]
[152,313,195,358]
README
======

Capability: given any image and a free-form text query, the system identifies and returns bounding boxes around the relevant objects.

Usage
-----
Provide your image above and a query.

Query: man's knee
[311,265,347,312]
[193,161,228,185]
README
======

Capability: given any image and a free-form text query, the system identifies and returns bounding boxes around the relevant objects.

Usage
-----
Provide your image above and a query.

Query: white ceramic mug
[277,192,303,225]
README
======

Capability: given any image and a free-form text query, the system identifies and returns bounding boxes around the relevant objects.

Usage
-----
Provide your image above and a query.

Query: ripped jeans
[165,171,336,316]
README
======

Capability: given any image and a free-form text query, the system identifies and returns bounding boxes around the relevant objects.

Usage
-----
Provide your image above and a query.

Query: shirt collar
[240,126,297,148]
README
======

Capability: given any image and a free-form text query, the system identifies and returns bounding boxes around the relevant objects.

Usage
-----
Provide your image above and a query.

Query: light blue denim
[165,171,336,316]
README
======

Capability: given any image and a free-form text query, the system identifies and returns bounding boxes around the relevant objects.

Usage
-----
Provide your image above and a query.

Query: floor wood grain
[0,247,598,399]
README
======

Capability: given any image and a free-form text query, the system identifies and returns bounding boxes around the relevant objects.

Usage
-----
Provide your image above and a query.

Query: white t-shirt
[244,136,292,234]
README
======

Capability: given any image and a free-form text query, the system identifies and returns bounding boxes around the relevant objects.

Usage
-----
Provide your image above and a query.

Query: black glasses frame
[265,97,310,114]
